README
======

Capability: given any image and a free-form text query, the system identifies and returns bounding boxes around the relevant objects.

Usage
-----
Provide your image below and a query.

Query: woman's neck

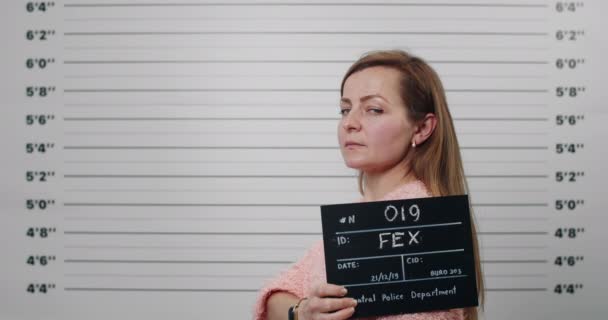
[362,162,416,202]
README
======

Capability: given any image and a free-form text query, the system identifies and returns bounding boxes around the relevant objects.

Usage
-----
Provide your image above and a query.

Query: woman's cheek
[375,122,410,155]
[372,122,399,144]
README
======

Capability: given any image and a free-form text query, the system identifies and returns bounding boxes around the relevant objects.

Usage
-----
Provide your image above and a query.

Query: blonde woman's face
[338,66,415,173]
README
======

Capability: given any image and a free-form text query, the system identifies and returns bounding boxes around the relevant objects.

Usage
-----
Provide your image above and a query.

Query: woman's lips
[344,142,365,149]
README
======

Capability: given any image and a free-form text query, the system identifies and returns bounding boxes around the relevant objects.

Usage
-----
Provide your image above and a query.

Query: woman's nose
[342,109,362,131]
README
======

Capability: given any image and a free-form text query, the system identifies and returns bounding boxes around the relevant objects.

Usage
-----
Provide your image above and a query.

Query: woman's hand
[298,283,357,320]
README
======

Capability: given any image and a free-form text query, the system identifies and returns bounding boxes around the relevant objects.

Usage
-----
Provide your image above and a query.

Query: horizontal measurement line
[68,218,313,223]
[481,260,548,263]
[63,18,549,23]
[63,160,339,163]
[474,203,548,207]
[62,202,546,207]
[64,102,323,106]
[63,217,312,222]
[478,232,548,235]
[466,160,548,163]
[61,117,550,121]
[64,245,307,250]
[446,75,549,79]
[64,287,257,292]
[63,203,321,207]
[462,146,548,149]
[62,230,542,236]
[459,132,548,136]
[479,218,549,222]
[63,132,338,136]
[64,259,291,264]
[63,74,550,80]
[62,146,548,150]
[62,88,547,93]
[481,245,548,249]
[63,188,348,192]
[63,217,545,223]
[63,60,548,64]
[63,131,548,136]
[64,3,549,8]
[61,160,547,164]
[486,288,547,292]
[464,175,548,178]
[64,231,321,235]
[63,231,544,236]
[485,274,547,278]
[64,174,355,178]
[62,45,550,51]
[455,118,549,121]
[64,273,272,278]
[62,174,548,179]
[63,117,340,121]
[63,146,339,150]
[64,31,548,36]
[63,102,549,107]
[64,88,337,92]
[454,103,548,107]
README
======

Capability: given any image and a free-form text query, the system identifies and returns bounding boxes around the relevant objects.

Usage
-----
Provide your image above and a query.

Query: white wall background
[1,0,606,319]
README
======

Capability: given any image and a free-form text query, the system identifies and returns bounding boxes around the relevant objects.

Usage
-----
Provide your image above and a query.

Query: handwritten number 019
[384,204,421,222]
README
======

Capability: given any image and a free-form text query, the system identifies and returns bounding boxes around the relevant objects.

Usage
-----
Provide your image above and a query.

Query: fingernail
[342,288,348,295]
[351,299,358,306]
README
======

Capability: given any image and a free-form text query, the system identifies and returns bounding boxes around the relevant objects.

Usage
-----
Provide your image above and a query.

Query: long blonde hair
[340,50,484,319]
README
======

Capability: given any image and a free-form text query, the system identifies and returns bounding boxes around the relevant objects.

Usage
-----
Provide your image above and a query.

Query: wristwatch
[287,305,296,320]
[288,297,307,320]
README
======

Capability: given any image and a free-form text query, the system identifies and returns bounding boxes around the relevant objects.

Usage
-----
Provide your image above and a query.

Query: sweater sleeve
[252,240,322,320]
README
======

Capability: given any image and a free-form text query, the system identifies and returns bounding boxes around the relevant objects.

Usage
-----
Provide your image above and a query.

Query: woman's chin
[343,159,369,171]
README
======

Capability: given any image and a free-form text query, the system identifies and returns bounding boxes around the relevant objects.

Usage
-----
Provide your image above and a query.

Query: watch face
[288,306,295,320]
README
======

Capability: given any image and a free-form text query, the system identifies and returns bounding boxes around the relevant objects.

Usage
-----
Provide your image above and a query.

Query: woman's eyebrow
[340,94,388,105]
[360,94,388,103]
[340,97,351,105]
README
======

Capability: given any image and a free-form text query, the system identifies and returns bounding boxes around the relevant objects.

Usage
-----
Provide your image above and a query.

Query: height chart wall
[1,1,606,319]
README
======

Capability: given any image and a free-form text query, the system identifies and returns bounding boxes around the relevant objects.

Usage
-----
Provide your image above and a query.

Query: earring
[412,141,416,148]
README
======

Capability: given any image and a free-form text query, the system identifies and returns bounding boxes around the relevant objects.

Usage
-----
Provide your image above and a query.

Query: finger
[318,307,355,320]
[307,297,357,314]
[313,283,348,298]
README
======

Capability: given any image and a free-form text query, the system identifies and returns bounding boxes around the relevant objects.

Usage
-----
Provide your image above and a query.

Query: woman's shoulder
[380,180,431,201]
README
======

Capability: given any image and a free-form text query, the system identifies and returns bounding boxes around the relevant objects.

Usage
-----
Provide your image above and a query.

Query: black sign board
[321,195,478,318]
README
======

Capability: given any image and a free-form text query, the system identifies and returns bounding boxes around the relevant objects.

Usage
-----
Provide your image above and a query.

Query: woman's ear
[412,113,437,146]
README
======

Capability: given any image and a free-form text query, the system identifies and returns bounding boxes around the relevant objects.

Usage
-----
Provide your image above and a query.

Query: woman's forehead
[342,67,402,103]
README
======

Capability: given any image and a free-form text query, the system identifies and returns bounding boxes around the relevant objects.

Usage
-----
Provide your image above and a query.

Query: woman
[254,50,484,320]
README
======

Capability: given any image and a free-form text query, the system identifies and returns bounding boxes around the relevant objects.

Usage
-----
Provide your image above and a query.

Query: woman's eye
[368,108,383,114]
[339,108,350,116]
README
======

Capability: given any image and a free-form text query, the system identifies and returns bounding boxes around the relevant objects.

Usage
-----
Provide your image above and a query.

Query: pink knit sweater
[253,180,465,320]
